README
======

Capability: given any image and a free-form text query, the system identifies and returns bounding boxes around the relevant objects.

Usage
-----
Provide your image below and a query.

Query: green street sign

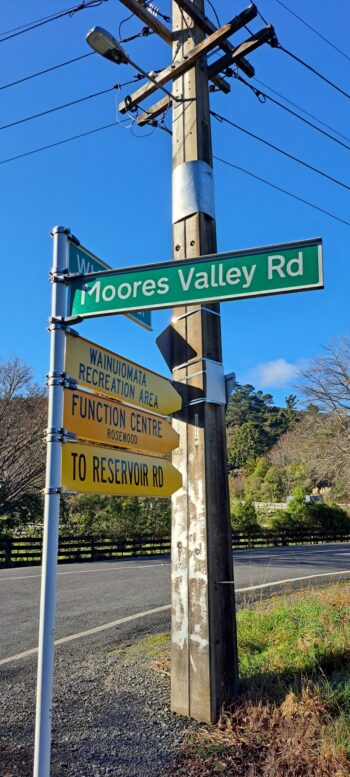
[67,238,323,320]
[67,240,152,330]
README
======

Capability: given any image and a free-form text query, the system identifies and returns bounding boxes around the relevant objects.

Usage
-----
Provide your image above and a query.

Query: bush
[270,500,350,535]
[231,499,261,533]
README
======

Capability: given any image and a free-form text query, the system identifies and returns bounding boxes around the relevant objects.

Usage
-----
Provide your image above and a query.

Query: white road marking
[0,561,170,583]
[0,604,171,667]
[234,569,350,592]
[1,569,349,667]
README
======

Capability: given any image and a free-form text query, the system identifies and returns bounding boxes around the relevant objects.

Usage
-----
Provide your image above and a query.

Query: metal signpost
[66,238,323,319]
[34,227,68,777]
[68,237,152,330]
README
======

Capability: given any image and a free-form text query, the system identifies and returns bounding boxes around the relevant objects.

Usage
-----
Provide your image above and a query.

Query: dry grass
[159,583,350,777]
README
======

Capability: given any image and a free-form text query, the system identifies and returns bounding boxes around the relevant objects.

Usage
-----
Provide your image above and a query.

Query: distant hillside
[225,383,298,469]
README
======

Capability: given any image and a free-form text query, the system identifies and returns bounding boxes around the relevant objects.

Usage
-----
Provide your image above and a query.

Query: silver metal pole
[33,226,68,777]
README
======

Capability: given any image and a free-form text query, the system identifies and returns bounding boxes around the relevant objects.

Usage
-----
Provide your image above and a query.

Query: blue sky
[0,0,349,406]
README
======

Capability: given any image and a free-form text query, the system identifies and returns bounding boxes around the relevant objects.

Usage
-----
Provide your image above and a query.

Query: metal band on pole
[33,226,68,777]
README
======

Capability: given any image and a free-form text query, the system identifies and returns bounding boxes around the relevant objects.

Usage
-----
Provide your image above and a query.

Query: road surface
[1,542,350,664]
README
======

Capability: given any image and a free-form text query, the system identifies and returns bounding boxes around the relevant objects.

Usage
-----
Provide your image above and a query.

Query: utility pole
[169,1,238,722]
[115,0,274,723]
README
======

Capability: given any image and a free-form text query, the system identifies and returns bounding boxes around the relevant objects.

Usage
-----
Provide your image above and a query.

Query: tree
[226,383,299,469]
[0,357,47,527]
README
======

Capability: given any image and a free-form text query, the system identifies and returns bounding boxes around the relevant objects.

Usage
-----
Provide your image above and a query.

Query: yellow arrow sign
[64,333,182,416]
[61,441,182,497]
[63,388,179,454]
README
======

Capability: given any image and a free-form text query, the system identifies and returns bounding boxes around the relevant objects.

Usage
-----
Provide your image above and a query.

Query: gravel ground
[0,624,190,777]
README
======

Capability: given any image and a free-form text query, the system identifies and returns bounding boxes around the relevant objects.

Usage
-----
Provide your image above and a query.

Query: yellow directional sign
[61,441,182,497]
[64,333,182,416]
[63,387,179,454]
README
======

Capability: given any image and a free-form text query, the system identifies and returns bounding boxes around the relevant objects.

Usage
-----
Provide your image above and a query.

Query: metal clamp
[43,487,62,495]
[46,371,67,388]
[48,316,67,331]
[49,268,70,283]
[172,306,221,323]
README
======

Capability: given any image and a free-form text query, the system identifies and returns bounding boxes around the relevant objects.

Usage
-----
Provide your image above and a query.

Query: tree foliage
[0,358,46,527]
[226,383,298,468]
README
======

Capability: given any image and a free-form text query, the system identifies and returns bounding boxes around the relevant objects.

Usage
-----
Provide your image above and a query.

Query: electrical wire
[231,71,350,152]
[0,122,120,166]
[0,0,108,44]
[274,0,350,63]
[206,0,221,28]
[213,155,350,228]
[0,52,95,92]
[0,109,348,230]
[253,77,350,145]
[256,6,269,26]
[0,76,142,133]
[211,110,350,192]
[0,86,116,132]
[277,43,350,101]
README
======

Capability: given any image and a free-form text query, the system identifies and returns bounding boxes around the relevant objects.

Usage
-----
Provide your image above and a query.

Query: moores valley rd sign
[67,238,323,319]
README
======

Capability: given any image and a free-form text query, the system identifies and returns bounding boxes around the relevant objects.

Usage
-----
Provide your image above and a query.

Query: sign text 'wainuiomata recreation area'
[64,333,182,416]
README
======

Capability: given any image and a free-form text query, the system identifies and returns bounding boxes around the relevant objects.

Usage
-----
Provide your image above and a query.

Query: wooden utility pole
[169,0,238,723]
[117,0,274,723]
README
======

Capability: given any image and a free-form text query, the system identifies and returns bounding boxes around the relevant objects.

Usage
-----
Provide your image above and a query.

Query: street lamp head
[86,26,129,65]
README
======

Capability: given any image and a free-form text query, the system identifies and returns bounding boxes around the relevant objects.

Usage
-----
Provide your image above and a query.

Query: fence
[1,530,350,568]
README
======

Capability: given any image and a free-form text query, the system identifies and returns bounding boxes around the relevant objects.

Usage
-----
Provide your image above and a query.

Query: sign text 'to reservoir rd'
[67,239,323,319]
[61,441,182,497]
[63,387,179,454]
[64,334,182,416]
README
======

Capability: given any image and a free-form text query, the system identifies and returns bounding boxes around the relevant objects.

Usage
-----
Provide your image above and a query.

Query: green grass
[162,583,350,775]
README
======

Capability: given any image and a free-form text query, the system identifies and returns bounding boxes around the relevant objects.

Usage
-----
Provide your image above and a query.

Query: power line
[0,86,118,133]
[277,43,350,101]
[0,111,348,230]
[214,155,350,228]
[211,110,350,192]
[0,122,127,167]
[0,52,95,92]
[0,0,108,44]
[253,77,350,145]
[274,0,350,62]
[231,71,350,152]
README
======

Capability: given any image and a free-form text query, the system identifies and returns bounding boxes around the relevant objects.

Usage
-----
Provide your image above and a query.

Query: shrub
[231,499,261,533]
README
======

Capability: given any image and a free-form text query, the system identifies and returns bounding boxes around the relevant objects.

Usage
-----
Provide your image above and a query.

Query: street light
[86,26,129,65]
[86,25,180,105]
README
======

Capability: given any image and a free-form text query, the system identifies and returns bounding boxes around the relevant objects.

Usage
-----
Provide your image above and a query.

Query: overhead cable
[0,80,142,132]
[274,0,350,62]
[210,110,350,191]
[0,0,108,44]
[253,77,350,145]
[0,52,94,92]
[0,122,127,167]
[214,155,350,228]
[277,43,350,101]
[231,71,350,152]
[0,114,349,230]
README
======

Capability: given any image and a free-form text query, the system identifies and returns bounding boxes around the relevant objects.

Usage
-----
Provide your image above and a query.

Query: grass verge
[163,583,350,776]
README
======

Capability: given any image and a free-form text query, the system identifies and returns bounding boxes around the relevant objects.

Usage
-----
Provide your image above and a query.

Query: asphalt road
[1,543,350,665]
